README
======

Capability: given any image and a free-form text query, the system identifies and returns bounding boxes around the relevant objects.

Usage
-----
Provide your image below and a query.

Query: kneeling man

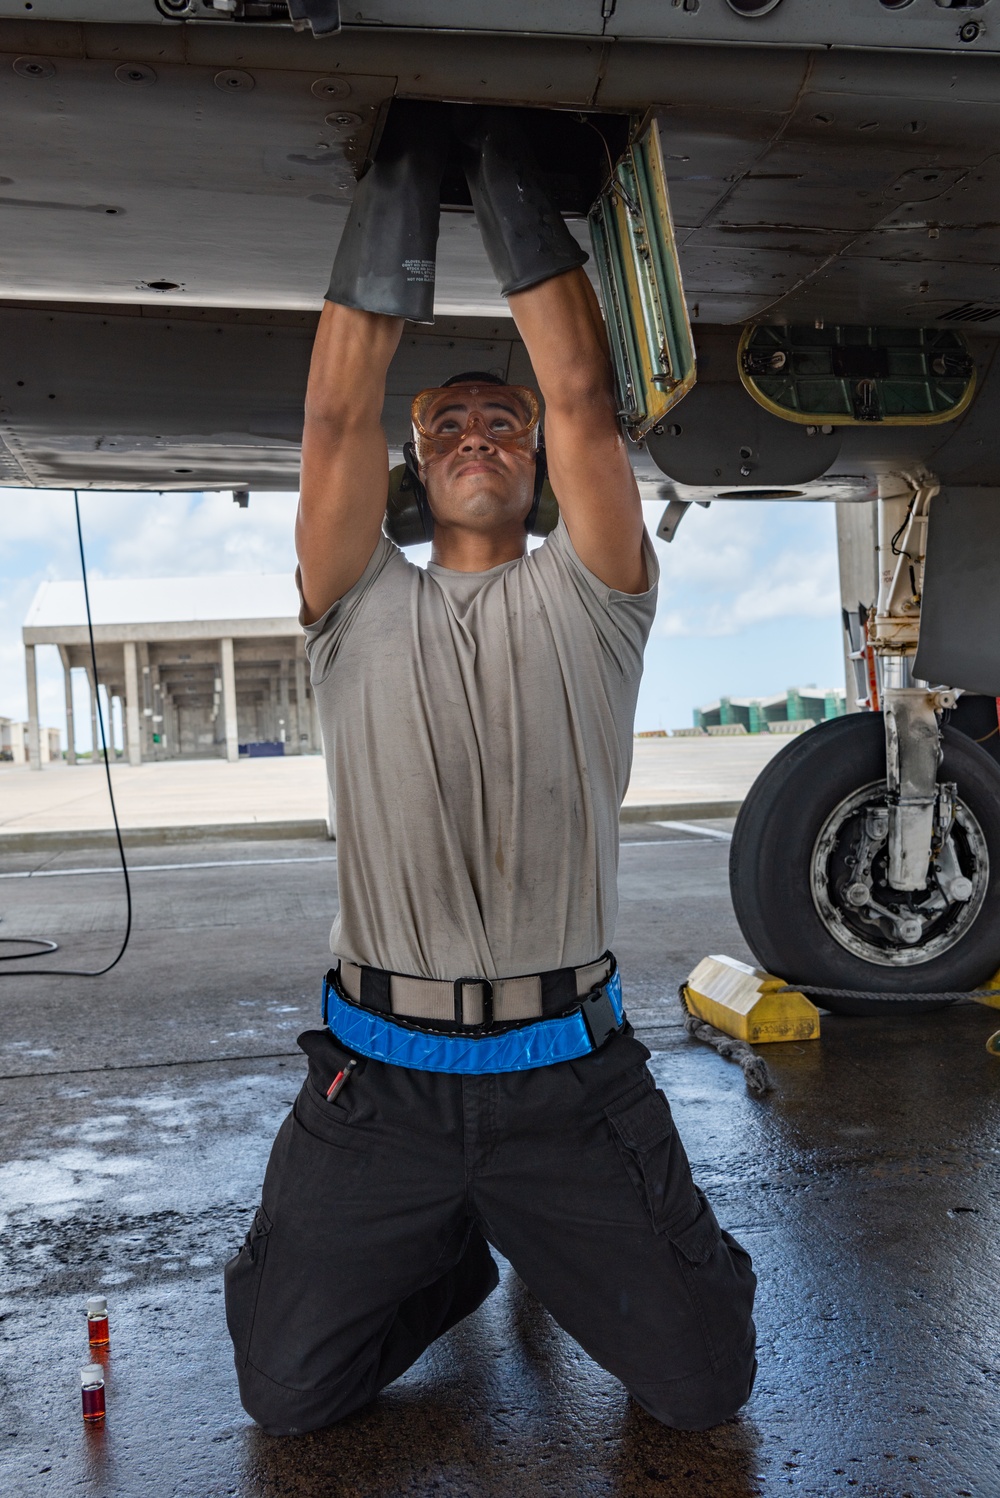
[226,103,757,1436]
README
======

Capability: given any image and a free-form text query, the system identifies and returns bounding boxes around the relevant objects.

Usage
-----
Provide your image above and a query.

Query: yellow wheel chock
[682,955,821,1045]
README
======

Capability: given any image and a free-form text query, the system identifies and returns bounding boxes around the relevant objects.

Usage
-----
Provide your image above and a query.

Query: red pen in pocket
[326,1058,357,1103]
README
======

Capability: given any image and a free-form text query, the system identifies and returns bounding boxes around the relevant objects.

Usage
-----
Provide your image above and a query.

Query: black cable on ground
[0,490,132,976]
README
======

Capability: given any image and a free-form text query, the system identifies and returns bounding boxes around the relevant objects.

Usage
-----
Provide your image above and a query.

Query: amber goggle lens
[411,384,540,466]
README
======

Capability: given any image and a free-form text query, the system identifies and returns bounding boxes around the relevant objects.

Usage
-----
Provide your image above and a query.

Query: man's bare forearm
[508,270,618,422]
[508,270,646,594]
[296,303,404,623]
[303,303,402,430]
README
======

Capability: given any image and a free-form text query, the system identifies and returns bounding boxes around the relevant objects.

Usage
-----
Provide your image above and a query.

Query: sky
[0,487,845,751]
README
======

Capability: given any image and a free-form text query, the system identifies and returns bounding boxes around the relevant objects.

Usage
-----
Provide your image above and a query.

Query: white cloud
[97,492,298,578]
[642,499,840,639]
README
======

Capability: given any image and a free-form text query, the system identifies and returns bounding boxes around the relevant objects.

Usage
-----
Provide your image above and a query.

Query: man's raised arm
[295,100,449,624]
[296,306,401,625]
[458,110,647,596]
[509,271,646,595]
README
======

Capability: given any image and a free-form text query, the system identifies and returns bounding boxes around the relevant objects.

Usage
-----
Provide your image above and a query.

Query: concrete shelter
[21,573,319,769]
[0,716,60,764]
[693,686,847,735]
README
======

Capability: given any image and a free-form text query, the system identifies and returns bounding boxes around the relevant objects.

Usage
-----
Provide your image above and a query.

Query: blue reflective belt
[321,967,624,1075]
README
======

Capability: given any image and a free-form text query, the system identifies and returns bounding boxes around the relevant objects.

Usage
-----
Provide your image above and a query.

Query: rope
[776,984,1000,1004]
[677,987,774,1097]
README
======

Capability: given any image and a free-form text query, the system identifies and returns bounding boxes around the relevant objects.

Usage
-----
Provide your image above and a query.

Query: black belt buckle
[580,983,621,1050]
[453,977,494,1028]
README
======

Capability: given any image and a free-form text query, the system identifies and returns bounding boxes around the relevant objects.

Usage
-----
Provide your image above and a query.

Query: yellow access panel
[589,114,696,443]
[683,955,821,1044]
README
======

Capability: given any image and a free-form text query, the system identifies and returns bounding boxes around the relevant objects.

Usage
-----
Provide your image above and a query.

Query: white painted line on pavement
[621,837,719,848]
[0,854,339,880]
[0,838,721,881]
[653,821,733,841]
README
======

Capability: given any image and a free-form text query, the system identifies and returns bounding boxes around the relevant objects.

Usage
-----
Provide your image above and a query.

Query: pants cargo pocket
[605,1083,698,1235]
[224,1205,272,1368]
[606,1086,756,1374]
[669,1188,756,1373]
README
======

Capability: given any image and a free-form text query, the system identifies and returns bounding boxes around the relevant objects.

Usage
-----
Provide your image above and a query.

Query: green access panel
[589,115,697,443]
[738,324,976,426]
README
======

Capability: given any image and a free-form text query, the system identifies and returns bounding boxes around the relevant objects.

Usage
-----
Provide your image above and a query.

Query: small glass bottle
[80,1365,106,1423]
[86,1296,109,1347]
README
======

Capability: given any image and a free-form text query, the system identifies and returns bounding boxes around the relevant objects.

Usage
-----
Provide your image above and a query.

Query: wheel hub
[810,781,989,967]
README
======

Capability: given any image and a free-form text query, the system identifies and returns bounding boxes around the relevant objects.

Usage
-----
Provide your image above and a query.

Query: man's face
[414,387,538,535]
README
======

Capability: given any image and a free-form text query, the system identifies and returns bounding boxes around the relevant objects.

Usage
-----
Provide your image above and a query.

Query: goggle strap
[402,440,435,543]
[526,448,547,534]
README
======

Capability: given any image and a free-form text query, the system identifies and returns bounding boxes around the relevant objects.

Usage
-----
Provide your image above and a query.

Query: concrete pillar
[86,667,100,763]
[109,691,121,758]
[265,679,277,743]
[59,645,76,766]
[294,655,308,753]
[836,501,879,712]
[311,685,322,755]
[163,692,176,758]
[140,644,153,758]
[24,642,42,771]
[211,673,221,751]
[279,657,290,749]
[220,637,239,763]
[123,641,142,766]
[150,665,163,759]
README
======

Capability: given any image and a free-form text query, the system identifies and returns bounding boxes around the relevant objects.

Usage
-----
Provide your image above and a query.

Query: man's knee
[235,1358,368,1437]
[227,1225,499,1436]
[630,1329,758,1432]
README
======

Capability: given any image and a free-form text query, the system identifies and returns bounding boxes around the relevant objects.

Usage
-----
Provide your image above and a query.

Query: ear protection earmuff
[384,440,559,547]
[385,442,436,547]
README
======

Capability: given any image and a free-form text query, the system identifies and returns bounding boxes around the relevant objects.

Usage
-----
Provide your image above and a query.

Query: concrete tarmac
[0,737,786,842]
[0,827,997,1498]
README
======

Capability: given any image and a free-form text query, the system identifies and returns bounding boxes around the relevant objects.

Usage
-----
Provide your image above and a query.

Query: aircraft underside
[7,0,1000,1002]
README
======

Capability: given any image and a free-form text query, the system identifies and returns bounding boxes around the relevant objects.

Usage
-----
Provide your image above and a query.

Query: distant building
[21,573,319,770]
[693,687,847,735]
[1,716,60,764]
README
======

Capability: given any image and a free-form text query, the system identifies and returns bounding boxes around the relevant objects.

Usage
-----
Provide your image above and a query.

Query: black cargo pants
[225,1025,757,1436]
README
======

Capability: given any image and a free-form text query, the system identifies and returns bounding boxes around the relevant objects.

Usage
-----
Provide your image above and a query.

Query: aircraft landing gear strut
[729,473,1000,1015]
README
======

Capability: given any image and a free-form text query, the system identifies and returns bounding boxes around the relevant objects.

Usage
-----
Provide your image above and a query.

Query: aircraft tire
[728,713,1000,1016]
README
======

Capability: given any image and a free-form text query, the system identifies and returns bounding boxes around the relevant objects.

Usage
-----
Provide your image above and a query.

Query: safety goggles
[410,383,540,468]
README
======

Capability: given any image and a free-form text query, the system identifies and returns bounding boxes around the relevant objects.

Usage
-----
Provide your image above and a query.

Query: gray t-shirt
[302,517,658,981]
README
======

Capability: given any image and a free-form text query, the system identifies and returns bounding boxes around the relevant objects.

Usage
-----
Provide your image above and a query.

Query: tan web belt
[337,955,613,1029]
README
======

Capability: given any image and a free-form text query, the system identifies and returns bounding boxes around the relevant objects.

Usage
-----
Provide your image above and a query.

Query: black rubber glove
[456,106,588,297]
[325,100,449,324]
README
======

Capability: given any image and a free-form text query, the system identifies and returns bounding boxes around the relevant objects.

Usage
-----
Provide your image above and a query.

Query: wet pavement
[1,827,998,1498]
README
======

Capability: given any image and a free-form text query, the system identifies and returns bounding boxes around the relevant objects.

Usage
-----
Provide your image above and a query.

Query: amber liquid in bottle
[80,1368,106,1423]
[86,1296,110,1347]
[87,1313,109,1348]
